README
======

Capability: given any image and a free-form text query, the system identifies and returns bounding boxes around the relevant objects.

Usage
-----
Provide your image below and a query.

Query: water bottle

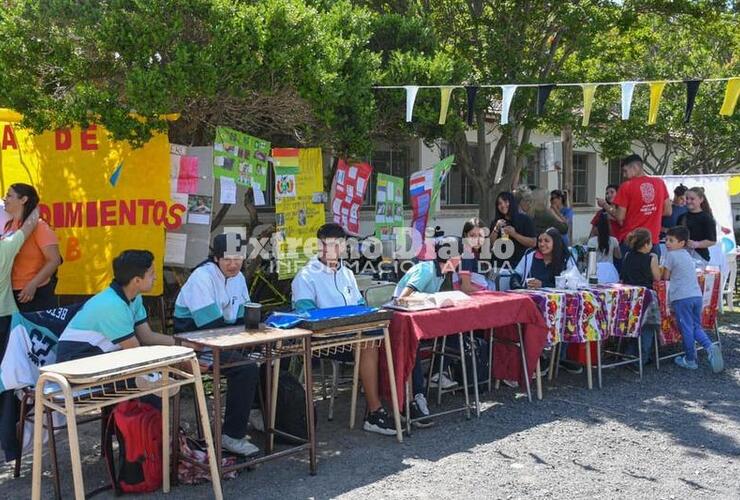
[587,250,598,285]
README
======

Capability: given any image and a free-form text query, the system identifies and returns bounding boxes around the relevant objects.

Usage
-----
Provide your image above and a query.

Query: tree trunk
[561,125,573,195]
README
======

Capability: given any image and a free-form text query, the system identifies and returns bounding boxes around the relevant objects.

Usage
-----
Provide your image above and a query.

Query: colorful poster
[272,148,325,279]
[332,159,372,236]
[410,155,454,239]
[213,126,270,190]
[375,173,404,240]
[0,109,177,295]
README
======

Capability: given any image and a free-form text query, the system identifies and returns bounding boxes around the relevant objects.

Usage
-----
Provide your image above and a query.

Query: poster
[332,159,372,235]
[166,145,215,268]
[213,126,270,191]
[410,155,454,239]
[272,148,325,279]
[375,173,404,240]
[0,108,176,295]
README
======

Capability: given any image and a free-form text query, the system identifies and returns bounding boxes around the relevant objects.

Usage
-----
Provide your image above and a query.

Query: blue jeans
[672,297,713,362]
[624,325,656,365]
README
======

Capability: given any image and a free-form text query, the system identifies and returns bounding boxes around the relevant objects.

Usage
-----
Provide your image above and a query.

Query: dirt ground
[2,314,738,499]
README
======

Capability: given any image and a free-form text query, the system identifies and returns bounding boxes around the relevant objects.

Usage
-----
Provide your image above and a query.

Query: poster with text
[272,148,325,279]
[213,126,270,191]
[0,108,175,295]
[375,173,404,240]
[332,159,372,236]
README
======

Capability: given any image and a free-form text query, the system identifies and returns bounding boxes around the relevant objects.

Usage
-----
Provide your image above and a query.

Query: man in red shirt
[600,154,671,256]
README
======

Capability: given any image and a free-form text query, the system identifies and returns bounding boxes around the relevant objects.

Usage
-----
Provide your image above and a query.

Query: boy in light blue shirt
[663,226,723,372]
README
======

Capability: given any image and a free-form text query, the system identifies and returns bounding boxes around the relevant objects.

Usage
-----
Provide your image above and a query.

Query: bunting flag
[404,85,419,122]
[536,84,555,115]
[581,84,598,126]
[684,80,702,123]
[500,85,517,125]
[438,86,454,125]
[719,77,740,116]
[620,82,636,120]
[465,86,478,125]
[648,81,667,125]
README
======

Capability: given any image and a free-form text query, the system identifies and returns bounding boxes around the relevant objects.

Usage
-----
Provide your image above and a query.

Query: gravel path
[2,314,739,499]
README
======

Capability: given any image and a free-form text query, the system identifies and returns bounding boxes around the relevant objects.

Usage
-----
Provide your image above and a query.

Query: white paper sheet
[348,166,358,179]
[220,177,236,204]
[164,233,187,265]
[356,177,366,195]
[214,155,225,167]
[251,182,266,206]
[171,192,188,207]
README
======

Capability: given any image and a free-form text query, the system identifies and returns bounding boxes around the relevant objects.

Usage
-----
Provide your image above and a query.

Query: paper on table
[220,176,236,204]
[251,182,266,206]
[164,233,187,265]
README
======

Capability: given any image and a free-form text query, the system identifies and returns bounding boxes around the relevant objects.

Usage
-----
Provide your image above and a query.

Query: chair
[722,255,737,312]
[322,283,396,421]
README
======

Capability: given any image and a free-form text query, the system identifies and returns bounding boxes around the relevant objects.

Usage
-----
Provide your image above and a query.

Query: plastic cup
[245,302,262,329]
[555,276,567,289]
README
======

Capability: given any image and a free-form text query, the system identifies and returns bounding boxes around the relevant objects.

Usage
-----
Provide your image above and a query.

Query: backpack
[447,335,490,388]
[107,400,163,493]
[272,371,315,444]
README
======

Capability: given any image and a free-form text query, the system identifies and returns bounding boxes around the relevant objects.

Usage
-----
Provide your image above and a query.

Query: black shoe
[407,401,434,428]
[559,359,583,374]
[363,407,397,436]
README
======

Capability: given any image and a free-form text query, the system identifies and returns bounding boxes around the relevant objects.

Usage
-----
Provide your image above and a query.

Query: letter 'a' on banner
[0,109,174,295]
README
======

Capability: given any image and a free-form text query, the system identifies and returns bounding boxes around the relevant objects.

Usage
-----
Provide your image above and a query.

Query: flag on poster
[331,159,372,235]
[410,155,454,241]
[375,173,404,241]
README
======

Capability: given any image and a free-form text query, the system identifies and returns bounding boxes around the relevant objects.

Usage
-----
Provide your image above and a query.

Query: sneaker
[559,359,584,374]
[249,409,264,432]
[502,379,519,388]
[429,372,458,390]
[707,345,724,373]
[674,355,698,370]
[222,434,260,456]
[363,407,397,436]
[407,401,434,428]
[414,393,430,416]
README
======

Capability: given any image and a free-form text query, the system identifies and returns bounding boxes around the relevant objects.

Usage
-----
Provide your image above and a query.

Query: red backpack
[107,400,163,493]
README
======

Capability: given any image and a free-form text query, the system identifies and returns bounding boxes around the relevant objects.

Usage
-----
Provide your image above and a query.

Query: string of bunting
[374,77,739,126]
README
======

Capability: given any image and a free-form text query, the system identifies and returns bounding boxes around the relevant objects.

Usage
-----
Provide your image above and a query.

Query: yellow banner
[272,147,325,279]
[0,111,179,295]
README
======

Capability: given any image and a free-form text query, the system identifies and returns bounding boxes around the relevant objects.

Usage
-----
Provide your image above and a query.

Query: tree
[0,0,380,156]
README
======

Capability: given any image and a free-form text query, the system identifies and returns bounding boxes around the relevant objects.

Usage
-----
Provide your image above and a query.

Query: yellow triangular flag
[648,81,667,125]
[581,84,598,126]
[439,87,455,125]
[719,77,740,116]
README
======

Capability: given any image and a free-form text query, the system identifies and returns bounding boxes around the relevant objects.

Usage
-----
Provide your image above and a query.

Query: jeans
[672,296,713,362]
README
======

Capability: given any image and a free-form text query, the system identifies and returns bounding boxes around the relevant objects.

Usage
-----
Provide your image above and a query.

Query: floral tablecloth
[654,269,721,345]
[510,284,647,344]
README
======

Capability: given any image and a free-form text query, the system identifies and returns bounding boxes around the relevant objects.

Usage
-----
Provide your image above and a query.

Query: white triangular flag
[404,85,419,122]
[621,82,636,120]
[500,85,518,125]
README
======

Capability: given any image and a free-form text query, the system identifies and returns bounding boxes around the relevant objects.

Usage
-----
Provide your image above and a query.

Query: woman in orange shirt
[2,183,62,312]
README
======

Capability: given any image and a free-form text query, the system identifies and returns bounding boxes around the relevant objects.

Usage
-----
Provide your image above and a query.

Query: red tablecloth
[380,292,548,407]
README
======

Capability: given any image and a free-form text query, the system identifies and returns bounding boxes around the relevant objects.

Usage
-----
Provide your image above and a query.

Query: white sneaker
[429,373,458,390]
[222,434,260,456]
[249,409,264,432]
[502,379,519,388]
[414,393,430,416]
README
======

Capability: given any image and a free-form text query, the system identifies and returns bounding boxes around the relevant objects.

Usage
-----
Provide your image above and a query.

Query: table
[380,292,548,411]
[511,284,648,389]
[303,318,404,443]
[31,346,222,500]
[175,325,315,477]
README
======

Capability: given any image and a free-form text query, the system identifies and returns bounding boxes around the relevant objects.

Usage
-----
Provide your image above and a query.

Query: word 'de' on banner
[0,109,179,295]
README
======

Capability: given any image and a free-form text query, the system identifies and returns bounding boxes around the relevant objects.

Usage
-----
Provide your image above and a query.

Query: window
[520,147,543,188]
[572,152,592,204]
[363,146,412,206]
[608,158,623,186]
[440,143,483,206]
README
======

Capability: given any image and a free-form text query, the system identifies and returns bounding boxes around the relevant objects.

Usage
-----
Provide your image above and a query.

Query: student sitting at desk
[292,223,396,436]
[393,237,463,427]
[173,234,261,456]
